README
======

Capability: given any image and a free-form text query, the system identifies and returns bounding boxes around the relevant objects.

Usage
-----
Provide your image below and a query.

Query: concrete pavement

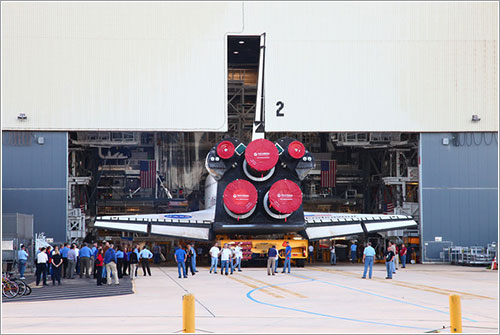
[2,264,498,333]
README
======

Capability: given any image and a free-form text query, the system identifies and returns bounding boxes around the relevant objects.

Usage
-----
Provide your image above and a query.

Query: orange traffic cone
[491,256,497,270]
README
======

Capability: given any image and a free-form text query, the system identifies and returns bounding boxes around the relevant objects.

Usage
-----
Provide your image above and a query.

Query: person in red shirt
[400,244,408,268]
[95,247,104,286]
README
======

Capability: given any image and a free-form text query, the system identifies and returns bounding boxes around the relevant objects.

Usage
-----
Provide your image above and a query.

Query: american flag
[140,160,156,189]
[383,202,395,215]
[320,160,336,188]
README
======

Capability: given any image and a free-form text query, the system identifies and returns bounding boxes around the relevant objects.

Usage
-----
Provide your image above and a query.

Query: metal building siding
[2,132,68,242]
[1,2,243,131]
[420,133,498,261]
[242,2,498,132]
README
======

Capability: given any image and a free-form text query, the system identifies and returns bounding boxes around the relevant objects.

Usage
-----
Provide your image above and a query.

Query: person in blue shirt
[104,244,119,285]
[18,244,29,279]
[350,242,357,263]
[116,247,124,278]
[133,245,141,277]
[139,246,153,276]
[60,243,70,278]
[282,242,292,274]
[79,243,92,278]
[362,242,376,279]
[174,245,187,279]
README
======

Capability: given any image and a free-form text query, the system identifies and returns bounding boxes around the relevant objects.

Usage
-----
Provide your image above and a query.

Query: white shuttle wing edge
[94,207,215,241]
[303,212,417,240]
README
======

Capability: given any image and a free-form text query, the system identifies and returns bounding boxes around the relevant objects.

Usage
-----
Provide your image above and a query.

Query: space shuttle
[94,34,417,241]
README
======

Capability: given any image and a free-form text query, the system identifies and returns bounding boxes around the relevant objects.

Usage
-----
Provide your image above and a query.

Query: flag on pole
[320,160,336,188]
[383,202,395,215]
[140,160,156,189]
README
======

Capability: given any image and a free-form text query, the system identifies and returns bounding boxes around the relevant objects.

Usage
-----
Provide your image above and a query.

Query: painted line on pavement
[245,279,430,331]
[291,273,477,322]
[310,266,495,300]
[240,274,307,298]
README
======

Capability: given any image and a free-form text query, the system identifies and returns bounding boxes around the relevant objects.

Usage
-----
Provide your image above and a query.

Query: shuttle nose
[223,179,258,219]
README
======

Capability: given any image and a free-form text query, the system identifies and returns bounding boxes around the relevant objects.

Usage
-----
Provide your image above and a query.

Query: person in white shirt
[220,244,232,276]
[209,242,220,274]
[330,242,336,265]
[75,245,80,277]
[35,247,49,286]
[308,244,314,263]
[234,243,243,272]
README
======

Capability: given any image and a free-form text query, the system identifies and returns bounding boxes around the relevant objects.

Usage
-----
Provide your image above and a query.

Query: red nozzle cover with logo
[288,141,305,159]
[245,139,279,172]
[223,179,258,214]
[268,179,302,214]
[217,141,235,159]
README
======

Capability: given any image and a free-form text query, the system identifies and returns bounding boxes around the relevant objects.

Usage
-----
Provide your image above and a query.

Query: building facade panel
[420,133,498,261]
[2,132,68,242]
[242,2,498,132]
[2,2,243,131]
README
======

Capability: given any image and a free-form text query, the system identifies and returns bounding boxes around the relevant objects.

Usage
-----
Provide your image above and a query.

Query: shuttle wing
[303,212,417,240]
[94,208,215,241]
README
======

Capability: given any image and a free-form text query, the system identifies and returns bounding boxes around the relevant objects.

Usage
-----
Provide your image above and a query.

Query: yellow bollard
[449,294,462,333]
[183,293,195,333]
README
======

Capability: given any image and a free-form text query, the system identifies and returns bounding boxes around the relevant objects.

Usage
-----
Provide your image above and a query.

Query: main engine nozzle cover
[223,179,258,214]
[268,179,302,214]
[245,139,279,172]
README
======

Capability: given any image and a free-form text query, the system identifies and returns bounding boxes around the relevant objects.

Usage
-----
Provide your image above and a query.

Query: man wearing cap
[18,244,29,279]
[282,241,292,274]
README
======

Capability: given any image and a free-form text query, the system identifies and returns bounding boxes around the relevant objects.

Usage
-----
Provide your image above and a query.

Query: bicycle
[2,272,32,298]
[2,275,20,299]
[7,272,32,296]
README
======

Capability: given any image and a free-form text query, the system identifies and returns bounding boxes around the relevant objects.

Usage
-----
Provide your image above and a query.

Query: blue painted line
[246,279,430,331]
[291,273,478,323]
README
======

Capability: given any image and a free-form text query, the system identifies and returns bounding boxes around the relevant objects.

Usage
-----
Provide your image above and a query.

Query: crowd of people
[23,241,159,287]
[21,239,411,285]
[361,241,409,280]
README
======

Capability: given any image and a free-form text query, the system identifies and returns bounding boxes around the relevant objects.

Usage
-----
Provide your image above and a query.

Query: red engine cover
[223,179,258,214]
[217,141,235,159]
[245,139,279,172]
[288,140,305,159]
[268,179,302,214]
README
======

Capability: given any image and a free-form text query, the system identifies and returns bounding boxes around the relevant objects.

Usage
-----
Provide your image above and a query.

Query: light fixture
[472,115,481,121]
[238,40,245,45]
[17,113,27,120]
[233,51,239,55]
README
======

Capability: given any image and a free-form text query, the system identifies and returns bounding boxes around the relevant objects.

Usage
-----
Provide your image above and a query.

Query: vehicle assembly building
[2,2,498,263]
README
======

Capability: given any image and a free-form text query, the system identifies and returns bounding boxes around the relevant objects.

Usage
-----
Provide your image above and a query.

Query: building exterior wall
[243,2,498,132]
[2,132,68,243]
[2,2,497,133]
[2,2,243,131]
[419,133,498,261]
